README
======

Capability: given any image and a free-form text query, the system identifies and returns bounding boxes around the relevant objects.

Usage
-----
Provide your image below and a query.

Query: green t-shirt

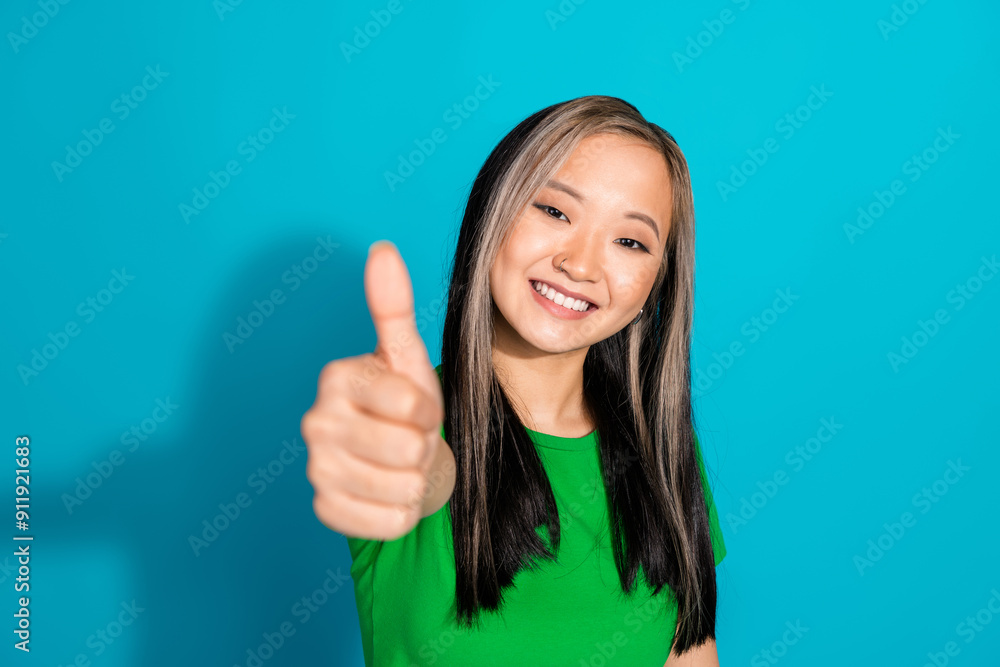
[346,365,726,666]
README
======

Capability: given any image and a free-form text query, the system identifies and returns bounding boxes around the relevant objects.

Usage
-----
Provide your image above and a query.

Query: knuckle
[305,456,327,488]
[404,472,428,504]
[400,429,427,467]
[305,453,326,481]
[398,503,419,529]
[354,475,372,499]
[318,360,344,390]
[367,468,389,499]
[301,410,334,447]
[319,358,365,399]
[401,388,422,422]
[324,413,349,443]
[386,504,410,533]
[312,492,337,525]
[306,448,344,486]
[300,410,320,443]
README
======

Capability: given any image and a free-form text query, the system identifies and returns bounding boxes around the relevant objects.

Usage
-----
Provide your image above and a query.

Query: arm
[664,638,720,667]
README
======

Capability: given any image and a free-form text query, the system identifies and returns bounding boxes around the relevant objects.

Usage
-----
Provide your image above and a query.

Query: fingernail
[369,240,393,256]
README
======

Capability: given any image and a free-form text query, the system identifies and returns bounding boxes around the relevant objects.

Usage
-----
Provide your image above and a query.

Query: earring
[631,308,643,325]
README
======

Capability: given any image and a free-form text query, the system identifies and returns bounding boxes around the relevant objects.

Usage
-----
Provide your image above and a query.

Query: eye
[533,203,568,221]
[534,202,650,253]
[615,238,650,253]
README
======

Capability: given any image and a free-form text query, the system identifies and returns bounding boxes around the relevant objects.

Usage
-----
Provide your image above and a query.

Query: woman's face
[490,132,672,355]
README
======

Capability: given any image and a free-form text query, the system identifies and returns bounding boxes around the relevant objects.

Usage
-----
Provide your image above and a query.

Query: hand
[301,240,451,540]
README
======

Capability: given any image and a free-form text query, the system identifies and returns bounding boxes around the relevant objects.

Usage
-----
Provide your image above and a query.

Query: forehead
[560,133,668,181]
[563,132,666,166]
[549,133,673,222]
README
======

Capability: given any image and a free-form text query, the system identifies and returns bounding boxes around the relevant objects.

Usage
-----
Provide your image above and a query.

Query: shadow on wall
[37,229,434,665]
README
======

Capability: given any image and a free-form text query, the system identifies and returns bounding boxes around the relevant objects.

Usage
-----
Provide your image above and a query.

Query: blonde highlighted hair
[440,94,716,654]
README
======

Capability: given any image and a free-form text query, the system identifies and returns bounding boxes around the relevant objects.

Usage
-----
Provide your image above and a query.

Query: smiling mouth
[529,279,597,312]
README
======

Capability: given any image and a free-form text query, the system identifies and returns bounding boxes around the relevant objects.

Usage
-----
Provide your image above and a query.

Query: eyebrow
[544,179,661,241]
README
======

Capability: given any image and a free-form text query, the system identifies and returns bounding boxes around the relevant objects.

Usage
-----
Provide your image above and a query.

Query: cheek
[506,218,550,256]
[489,252,517,304]
[610,266,654,306]
[495,223,548,280]
[488,262,503,301]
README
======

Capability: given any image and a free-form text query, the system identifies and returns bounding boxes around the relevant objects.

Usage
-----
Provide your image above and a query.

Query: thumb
[364,240,443,415]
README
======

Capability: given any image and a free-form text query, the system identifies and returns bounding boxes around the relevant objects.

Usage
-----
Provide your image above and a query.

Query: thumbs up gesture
[301,240,455,540]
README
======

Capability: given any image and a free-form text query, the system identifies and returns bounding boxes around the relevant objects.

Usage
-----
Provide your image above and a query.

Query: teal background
[2,0,998,665]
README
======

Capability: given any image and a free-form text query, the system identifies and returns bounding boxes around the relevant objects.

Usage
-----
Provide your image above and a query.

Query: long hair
[439,94,716,654]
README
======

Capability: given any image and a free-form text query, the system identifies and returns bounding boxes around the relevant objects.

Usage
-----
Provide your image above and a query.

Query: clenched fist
[301,240,455,541]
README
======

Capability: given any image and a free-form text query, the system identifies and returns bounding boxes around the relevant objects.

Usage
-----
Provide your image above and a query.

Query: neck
[491,316,593,438]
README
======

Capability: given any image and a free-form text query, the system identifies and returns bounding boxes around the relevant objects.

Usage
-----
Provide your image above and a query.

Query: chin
[522,327,596,354]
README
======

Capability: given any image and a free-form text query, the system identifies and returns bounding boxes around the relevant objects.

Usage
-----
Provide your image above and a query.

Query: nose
[554,232,602,283]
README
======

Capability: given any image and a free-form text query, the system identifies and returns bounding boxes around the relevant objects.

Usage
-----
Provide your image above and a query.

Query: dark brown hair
[440,94,717,654]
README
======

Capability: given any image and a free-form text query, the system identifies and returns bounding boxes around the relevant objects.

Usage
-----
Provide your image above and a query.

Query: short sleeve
[693,432,727,567]
[345,534,381,667]
[346,534,381,565]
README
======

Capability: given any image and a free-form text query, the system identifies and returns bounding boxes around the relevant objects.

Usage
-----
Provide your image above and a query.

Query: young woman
[301,95,726,666]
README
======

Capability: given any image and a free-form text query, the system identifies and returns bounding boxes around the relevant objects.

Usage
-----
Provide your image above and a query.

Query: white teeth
[532,280,591,312]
